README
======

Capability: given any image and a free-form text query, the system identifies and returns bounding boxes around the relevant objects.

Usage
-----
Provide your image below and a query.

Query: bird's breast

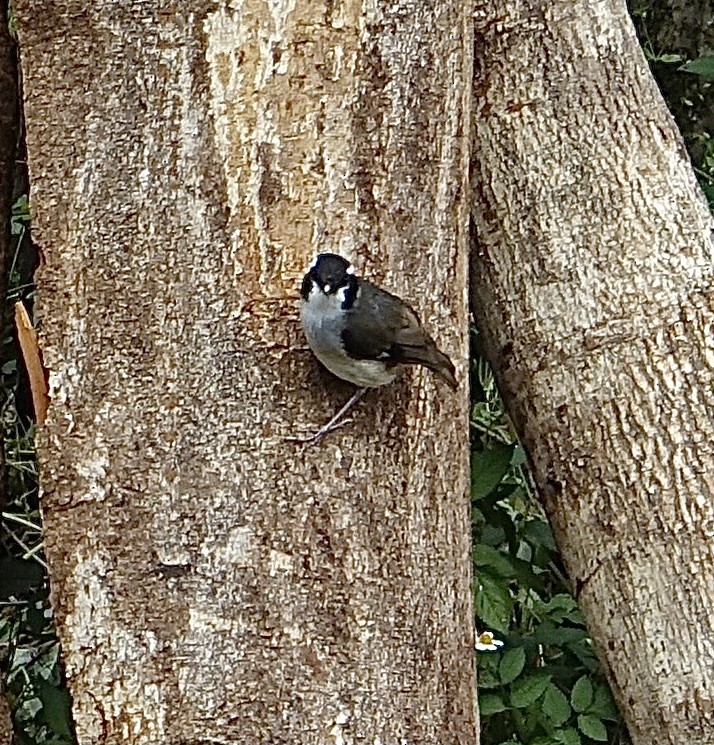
[300,298,396,388]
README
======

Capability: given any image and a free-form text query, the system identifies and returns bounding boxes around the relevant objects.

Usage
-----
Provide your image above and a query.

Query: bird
[292,252,457,443]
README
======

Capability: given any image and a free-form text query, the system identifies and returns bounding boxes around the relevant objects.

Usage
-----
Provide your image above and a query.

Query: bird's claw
[283,418,353,445]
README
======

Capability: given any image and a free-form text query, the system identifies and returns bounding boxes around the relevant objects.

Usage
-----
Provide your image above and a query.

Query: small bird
[293,253,457,443]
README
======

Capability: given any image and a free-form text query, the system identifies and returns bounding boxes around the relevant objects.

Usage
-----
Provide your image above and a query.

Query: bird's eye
[324,284,331,293]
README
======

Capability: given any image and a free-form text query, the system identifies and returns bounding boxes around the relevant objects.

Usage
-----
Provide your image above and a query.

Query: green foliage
[1,605,74,745]
[471,355,628,745]
[1,193,74,743]
[680,56,714,79]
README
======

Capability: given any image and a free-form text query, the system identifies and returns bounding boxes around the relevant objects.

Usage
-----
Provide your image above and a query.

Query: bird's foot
[283,417,354,445]
[284,388,368,446]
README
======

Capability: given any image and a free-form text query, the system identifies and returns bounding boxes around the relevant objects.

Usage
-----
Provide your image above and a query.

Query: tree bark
[15,1,475,743]
[470,2,714,744]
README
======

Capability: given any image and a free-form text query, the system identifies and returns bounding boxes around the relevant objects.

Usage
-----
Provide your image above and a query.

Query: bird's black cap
[302,253,353,298]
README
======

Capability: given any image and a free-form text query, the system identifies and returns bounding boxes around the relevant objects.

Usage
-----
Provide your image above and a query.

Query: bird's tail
[401,341,457,390]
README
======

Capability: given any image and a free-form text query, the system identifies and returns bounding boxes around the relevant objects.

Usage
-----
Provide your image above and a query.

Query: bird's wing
[340,280,431,359]
[341,280,457,388]
[340,281,405,359]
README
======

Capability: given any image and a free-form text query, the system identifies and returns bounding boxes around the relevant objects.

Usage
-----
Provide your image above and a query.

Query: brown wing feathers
[341,280,457,389]
[392,305,457,389]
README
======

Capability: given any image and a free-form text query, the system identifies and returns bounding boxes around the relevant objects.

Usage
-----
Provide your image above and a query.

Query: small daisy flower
[475,630,504,651]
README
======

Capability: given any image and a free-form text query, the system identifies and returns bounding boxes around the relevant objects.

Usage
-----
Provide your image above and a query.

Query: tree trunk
[470,2,714,744]
[14,1,475,743]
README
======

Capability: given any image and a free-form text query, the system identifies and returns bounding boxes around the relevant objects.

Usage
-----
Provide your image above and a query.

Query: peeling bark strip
[15,2,475,743]
[470,2,714,744]
[14,301,49,425]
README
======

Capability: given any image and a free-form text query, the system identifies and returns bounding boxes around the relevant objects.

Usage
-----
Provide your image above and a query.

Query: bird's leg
[287,388,369,445]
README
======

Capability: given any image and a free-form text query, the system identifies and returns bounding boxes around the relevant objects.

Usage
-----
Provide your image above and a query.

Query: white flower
[475,630,504,651]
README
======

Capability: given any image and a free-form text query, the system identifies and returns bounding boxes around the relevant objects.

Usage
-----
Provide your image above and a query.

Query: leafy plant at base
[471,355,627,745]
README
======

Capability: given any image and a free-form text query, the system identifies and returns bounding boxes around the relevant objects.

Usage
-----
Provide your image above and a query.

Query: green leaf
[499,646,526,684]
[479,692,508,715]
[475,573,512,633]
[509,555,546,592]
[553,728,581,745]
[522,520,557,568]
[471,444,516,500]
[533,621,586,647]
[477,653,502,690]
[480,504,518,550]
[25,603,48,635]
[474,544,516,577]
[0,556,45,599]
[33,643,60,683]
[589,684,619,721]
[577,714,608,741]
[510,672,550,708]
[543,683,571,727]
[480,523,506,546]
[512,444,527,466]
[658,53,683,63]
[567,638,599,672]
[700,177,714,211]
[37,681,74,742]
[681,56,714,78]
[570,676,594,713]
[541,594,583,624]
[521,519,556,551]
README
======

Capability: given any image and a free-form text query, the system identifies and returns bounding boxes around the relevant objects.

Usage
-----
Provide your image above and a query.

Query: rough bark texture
[15,1,475,743]
[470,2,714,744]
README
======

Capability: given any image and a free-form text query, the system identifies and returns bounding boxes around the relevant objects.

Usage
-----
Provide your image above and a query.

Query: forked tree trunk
[15,1,475,743]
[470,2,714,744]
